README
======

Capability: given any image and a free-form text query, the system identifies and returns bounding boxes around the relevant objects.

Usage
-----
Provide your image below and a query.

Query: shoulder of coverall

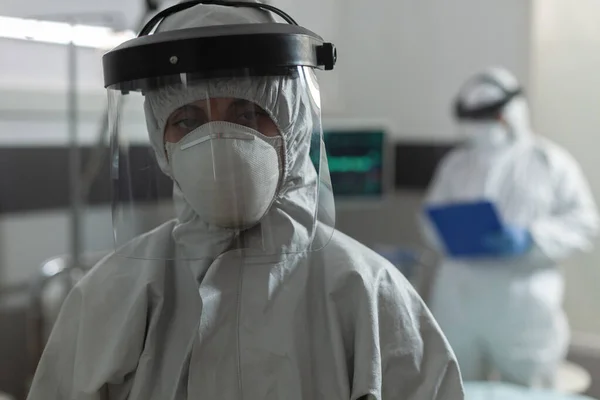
[74,221,178,295]
[313,229,462,380]
[313,228,414,294]
[433,144,472,175]
[532,135,587,180]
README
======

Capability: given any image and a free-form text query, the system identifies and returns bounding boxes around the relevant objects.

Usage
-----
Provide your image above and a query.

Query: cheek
[164,126,187,143]
[258,119,281,138]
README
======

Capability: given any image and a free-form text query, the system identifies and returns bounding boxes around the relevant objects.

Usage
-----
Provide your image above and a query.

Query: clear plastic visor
[108,67,335,260]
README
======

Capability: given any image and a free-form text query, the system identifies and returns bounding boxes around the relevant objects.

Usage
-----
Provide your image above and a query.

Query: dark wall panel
[0,142,457,213]
[394,143,456,190]
[0,146,172,214]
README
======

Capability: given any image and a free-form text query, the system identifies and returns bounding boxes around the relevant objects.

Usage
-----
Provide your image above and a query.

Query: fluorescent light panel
[0,15,136,49]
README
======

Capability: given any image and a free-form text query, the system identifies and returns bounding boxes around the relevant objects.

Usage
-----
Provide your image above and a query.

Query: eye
[165,105,209,143]
[169,107,208,131]
[239,110,260,121]
[174,118,202,131]
[236,106,269,125]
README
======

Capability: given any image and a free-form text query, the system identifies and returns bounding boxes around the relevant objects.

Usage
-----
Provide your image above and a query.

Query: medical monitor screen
[312,130,385,198]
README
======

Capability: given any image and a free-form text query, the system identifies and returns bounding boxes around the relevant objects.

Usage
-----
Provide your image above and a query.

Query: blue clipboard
[426,201,503,258]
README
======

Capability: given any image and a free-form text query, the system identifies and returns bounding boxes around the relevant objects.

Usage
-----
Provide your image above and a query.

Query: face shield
[454,74,523,121]
[453,72,524,146]
[102,1,337,260]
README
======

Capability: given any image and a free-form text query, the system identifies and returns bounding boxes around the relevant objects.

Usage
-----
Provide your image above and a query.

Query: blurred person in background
[422,66,599,387]
[27,1,463,399]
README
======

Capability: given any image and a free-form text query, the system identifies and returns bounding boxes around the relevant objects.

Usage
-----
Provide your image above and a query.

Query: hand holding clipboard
[426,201,531,258]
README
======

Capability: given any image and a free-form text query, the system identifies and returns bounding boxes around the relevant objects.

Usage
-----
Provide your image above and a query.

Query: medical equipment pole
[27,8,159,386]
[67,26,83,278]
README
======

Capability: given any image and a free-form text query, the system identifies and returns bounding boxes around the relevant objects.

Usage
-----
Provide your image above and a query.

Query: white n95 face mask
[166,121,283,229]
[462,121,511,148]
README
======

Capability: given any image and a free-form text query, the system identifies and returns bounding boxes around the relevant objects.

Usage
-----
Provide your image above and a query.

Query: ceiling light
[0,15,136,49]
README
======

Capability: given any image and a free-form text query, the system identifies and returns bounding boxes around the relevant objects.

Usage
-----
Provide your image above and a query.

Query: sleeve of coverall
[27,272,147,400]
[346,266,464,400]
[529,154,599,263]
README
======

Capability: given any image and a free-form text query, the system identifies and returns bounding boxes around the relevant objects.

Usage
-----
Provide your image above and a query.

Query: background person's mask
[166,121,283,229]
[462,121,511,148]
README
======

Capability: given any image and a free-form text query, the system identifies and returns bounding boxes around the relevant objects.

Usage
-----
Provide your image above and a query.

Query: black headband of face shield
[454,75,523,121]
[103,0,337,89]
[139,0,298,36]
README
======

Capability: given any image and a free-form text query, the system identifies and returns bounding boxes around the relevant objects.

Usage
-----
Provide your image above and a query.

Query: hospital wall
[0,0,528,278]
[0,39,110,287]
[528,0,600,336]
[2,0,600,338]
[330,0,532,265]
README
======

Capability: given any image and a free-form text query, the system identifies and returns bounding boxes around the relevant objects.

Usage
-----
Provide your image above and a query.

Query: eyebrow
[168,104,205,121]
[228,99,270,116]
[229,99,255,108]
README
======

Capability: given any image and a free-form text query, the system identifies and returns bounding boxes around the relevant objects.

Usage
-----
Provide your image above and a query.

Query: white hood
[142,2,323,259]
[457,66,533,141]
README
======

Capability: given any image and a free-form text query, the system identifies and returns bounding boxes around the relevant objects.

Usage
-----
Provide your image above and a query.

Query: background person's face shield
[107,68,335,260]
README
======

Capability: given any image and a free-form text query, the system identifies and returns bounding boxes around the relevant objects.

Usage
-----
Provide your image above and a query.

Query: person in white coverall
[424,67,598,387]
[27,1,463,399]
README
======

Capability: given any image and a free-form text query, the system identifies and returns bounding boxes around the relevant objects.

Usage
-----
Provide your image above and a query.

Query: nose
[206,98,229,122]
